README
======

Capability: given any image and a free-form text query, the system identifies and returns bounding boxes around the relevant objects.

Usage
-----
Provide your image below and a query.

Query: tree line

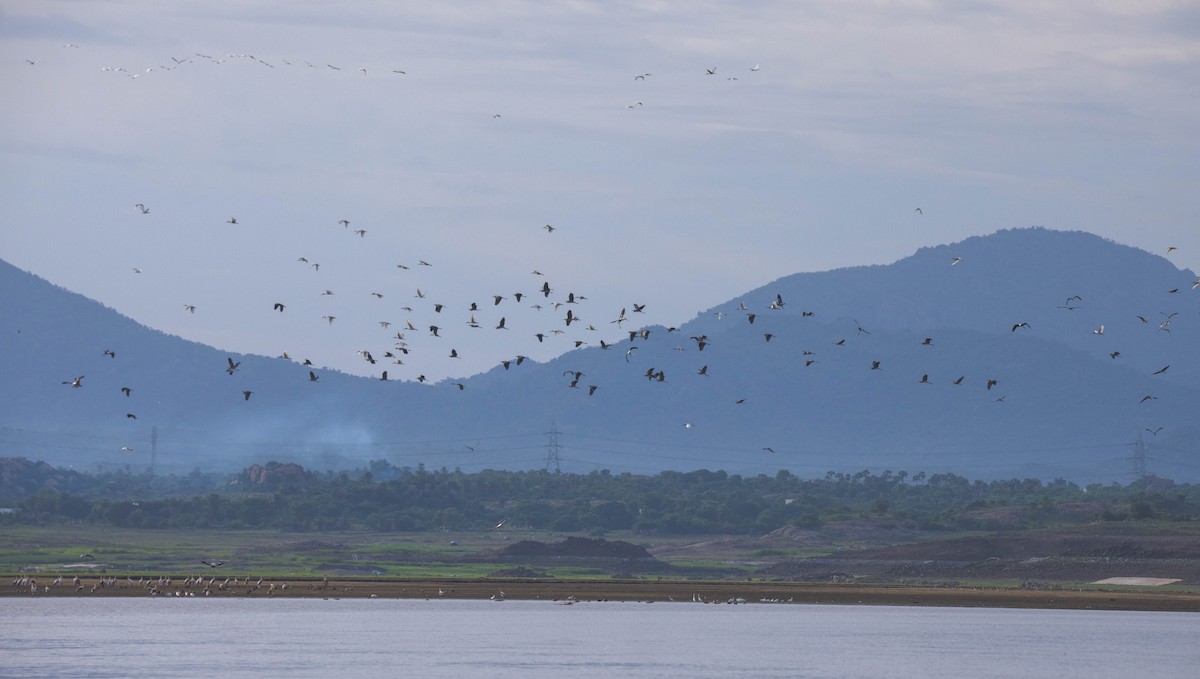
[2,457,1197,534]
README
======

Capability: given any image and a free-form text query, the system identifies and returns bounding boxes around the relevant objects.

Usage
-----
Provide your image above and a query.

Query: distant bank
[5,575,1198,612]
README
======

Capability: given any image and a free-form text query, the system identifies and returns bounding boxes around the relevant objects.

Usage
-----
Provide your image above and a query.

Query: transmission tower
[1131,431,1147,481]
[149,425,158,476]
[544,423,561,473]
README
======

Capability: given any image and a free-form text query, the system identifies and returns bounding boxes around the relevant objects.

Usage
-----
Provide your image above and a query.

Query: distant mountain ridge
[2,227,1197,482]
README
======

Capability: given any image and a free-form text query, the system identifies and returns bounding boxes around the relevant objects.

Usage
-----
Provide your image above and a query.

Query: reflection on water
[1,598,1197,679]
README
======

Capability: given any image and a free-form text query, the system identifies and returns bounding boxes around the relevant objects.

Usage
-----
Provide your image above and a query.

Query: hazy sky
[4,1,1198,381]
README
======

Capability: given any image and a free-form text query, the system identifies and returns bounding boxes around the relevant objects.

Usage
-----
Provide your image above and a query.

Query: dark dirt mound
[488,566,552,578]
[497,537,654,560]
[238,540,348,555]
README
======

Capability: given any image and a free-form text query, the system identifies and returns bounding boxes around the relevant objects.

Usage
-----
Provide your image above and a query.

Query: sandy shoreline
[6,576,1199,611]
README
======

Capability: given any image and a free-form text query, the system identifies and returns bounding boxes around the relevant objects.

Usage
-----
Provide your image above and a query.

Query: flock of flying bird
[61,198,1192,458]
[30,44,1195,461]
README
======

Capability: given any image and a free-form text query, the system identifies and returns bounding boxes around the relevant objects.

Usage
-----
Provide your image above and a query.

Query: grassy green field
[4,522,1198,597]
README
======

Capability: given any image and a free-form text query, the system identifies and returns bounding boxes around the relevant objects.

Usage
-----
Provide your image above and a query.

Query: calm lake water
[1,598,1197,678]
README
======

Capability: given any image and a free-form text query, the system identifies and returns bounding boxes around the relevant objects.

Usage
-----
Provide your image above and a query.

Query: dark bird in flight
[308,371,319,382]
[986,379,998,390]
[762,447,775,453]
[273,303,285,311]
[121,387,132,396]
[952,376,965,385]
[126,413,137,419]
[200,560,224,568]
[1139,395,1157,404]
[855,320,870,335]
[226,358,240,375]
[1011,322,1030,332]
[914,207,922,214]
[226,217,237,224]
[135,203,150,214]
[588,385,599,395]
[1110,352,1120,359]
[921,337,933,346]
[104,349,116,358]
[1145,427,1164,436]
[1152,365,1169,375]
[242,391,252,400]
[697,365,708,376]
[919,374,930,384]
[706,67,716,75]
[870,361,881,370]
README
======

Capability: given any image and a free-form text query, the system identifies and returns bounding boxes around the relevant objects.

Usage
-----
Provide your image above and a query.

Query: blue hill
[2,227,1196,482]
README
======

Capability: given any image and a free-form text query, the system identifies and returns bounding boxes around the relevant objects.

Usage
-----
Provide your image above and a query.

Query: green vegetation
[3,457,1198,535]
